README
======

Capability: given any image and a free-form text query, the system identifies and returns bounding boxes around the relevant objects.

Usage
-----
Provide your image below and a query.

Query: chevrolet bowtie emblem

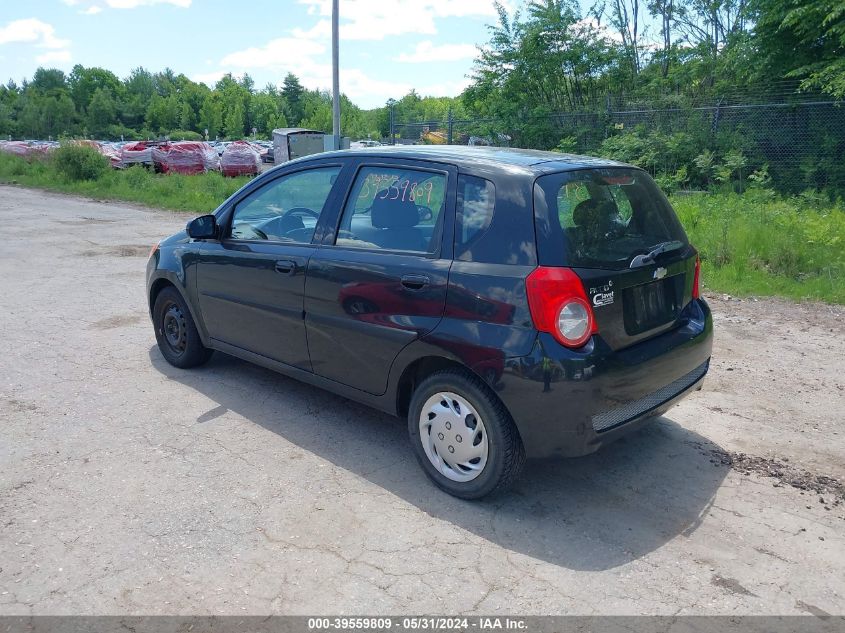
[653,267,667,280]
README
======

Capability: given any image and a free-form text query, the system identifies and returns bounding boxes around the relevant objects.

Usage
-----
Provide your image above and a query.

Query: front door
[196,164,344,369]
[304,160,456,395]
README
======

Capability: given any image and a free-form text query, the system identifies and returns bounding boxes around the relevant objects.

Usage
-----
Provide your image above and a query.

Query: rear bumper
[495,298,713,458]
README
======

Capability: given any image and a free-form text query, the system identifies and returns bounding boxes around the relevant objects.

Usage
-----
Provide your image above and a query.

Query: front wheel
[408,369,525,499]
[153,286,213,369]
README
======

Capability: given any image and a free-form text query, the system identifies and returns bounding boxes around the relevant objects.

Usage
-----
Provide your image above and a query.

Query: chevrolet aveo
[147,146,713,499]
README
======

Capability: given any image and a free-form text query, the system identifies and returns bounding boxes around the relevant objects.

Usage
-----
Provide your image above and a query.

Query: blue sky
[0,0,513,108]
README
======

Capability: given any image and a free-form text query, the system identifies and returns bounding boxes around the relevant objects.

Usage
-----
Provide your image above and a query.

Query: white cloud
[574,17,623,43]
[295,0,503,41]
[192,70,227,87]
[219,37,326,70]
[201,1,495,107]
[416,76,473,97]
[64,0,191,11]
[0,18,70,49]
[105,0,191,8]
[332,68,413,103]
[396,40,477,63]
[36,50,72,64]
[291,20,331,40]
[206,35,411,107]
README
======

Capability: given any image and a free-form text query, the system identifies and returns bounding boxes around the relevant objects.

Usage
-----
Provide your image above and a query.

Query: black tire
[408,369,525,499]
[152,286,213,369]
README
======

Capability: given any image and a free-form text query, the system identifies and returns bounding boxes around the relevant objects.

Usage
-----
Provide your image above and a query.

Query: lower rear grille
[591,360,709,433]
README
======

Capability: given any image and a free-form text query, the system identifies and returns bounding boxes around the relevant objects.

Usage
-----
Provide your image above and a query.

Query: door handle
[400,274,430,290]
[274,259,297,276]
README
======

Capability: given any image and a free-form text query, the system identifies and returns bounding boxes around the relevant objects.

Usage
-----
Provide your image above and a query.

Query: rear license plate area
[623,276,683,335]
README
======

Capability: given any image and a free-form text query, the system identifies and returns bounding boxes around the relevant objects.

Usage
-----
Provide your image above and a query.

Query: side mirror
[417,206,433,222]
[186,214,217,239]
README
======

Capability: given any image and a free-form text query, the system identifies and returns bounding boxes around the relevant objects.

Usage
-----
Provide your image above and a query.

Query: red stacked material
[73,140,121,168]
[120,142,153,167]
[0,141,50,160]
[152,142,220,175]
[221,141,261,177]
[100,143,122,169]
[0,141,32,157]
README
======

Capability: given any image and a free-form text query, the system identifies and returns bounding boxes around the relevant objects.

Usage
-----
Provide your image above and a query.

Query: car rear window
[533,168,688,269]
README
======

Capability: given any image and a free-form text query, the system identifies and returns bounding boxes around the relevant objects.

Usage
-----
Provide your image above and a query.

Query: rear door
[194,162,347,369]
[534,167,697,350]
[304,159,457,395]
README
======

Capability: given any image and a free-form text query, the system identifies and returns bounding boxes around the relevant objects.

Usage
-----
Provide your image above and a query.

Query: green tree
[199,94,223,139]
[224,99,245,138]
[463,0,621,147]
[753,0,845,97]
[282,73,305,125]
[179,100,197,131]
[251,92,287,136]
[301,101,332,132]
[153,68,178,97]
[17,69,77,138]
[145,94,180,135]
[87,87,117,137]
[120,67,155,129]
[603,0,643,79]
[18,91,76,138]
[68,65,121,116]
[0,82,21,136]
[30,68,67,94]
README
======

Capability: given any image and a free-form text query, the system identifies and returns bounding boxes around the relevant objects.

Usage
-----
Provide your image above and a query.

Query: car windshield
[533,168,688,269]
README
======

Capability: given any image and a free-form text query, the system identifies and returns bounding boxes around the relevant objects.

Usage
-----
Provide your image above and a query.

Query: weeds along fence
[393,97,845,195]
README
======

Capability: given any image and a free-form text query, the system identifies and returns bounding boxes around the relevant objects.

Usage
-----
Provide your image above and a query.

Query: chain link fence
[392,97,845,194]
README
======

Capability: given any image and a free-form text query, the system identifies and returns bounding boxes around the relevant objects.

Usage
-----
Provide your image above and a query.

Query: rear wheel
[408,369,525,499]
[153,286,212,369]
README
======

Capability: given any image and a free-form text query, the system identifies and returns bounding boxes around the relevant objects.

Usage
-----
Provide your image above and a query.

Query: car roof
[307,145,630,175]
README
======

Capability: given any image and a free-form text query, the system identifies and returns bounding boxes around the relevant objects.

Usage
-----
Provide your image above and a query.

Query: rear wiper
[629,240,684,268]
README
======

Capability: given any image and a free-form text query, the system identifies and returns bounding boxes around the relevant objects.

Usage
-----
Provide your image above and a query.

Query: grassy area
[671,189,845,304]
[1,152,843,303]
[0,152,250,213]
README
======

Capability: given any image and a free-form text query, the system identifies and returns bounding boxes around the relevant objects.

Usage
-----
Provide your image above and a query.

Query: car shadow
[149,347,728,572]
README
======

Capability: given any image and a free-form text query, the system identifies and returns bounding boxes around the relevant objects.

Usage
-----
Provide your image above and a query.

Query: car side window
[455,175,495,261]
[229,166,341,243]
[335,166,446,254]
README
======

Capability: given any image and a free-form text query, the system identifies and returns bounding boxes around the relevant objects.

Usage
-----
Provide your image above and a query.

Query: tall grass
[1,152,843,303]
[671,188,845,303]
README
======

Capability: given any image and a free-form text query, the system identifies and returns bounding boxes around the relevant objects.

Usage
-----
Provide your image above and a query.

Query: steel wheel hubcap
[419,392,488,482]
[162,303,187,354]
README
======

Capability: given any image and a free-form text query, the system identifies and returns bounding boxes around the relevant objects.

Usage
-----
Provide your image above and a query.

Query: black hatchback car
[147,146,712,499]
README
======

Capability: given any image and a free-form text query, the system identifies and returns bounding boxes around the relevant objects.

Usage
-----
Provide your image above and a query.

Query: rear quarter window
[453,174,536,266]
[455,175,495,261]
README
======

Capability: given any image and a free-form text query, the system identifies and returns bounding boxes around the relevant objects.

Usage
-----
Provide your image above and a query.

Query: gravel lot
[1,185,843,616]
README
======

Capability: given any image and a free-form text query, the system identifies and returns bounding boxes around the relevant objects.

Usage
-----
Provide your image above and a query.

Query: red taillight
[692,256,701,299]
[525,267,598,348]
[149,242,159,259]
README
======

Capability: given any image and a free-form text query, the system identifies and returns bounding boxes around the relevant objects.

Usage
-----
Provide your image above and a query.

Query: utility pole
[331,0,341,149]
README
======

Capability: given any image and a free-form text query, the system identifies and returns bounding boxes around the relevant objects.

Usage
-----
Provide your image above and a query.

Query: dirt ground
[0,185,843,616]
